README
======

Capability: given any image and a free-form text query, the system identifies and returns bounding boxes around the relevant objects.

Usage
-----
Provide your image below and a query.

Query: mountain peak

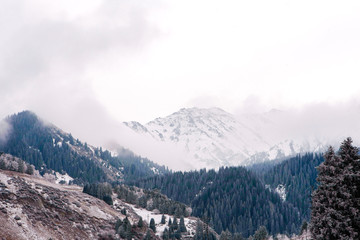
[8,110,39,122]
[124,107,328,170]
[125,107,271,169]
[156,107,231,122]
[177,107,228,114]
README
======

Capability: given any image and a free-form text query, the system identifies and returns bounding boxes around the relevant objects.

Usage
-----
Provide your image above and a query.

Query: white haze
[0,0,360,169]
[0,120,12,145]
[243,101,360,149]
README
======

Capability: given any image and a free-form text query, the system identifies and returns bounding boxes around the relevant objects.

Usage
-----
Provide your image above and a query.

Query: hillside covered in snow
[124,107,332,170]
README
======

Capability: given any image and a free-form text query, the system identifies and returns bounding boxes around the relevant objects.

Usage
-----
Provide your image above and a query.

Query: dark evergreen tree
[311,139,360,239]
[150,218,156,233]
[121,208,127,216]
[115,218,122,233]
[25,164,34,175]
[179,217,187,232]
[253,226,268,240]
[17,159,24,173]
[137,217,144,228]
[162,228,169,240]
[233,233,245,240]
[172,217,178,230]
[194,220,204,240]
[300,221,308,235]
[174,229,181,239]
[161,214,166,224]
[0,159,5,170]
[143,230,152,240]
[219,230,232,240]
[102,195,113,205]
[118,217,132,239]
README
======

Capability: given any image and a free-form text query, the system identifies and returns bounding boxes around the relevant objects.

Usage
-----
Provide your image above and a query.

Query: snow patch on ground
[275,184,286,202]
[55,172,73,184]
[0,172,15,192]
[124,203,198,237]
[150,167,160,175]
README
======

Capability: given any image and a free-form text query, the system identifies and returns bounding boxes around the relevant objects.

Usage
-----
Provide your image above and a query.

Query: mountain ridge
[0,110,168,184]
[124,107,328,169]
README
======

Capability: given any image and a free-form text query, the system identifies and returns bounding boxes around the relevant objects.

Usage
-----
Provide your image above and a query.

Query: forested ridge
[132,166,303,237]
[0,111,168,184]
[311,138,360,239]
[130,153,331,238]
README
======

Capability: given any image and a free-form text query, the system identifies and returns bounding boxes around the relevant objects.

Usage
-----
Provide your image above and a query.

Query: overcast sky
[1,0,360,147]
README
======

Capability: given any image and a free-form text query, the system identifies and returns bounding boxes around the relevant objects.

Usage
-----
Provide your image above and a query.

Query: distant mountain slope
[124,107,327,169]
[132,166,303,237]
[0,111,168,184]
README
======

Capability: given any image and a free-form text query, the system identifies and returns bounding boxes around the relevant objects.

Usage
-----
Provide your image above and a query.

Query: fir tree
[233,233,245,240]
[137,217,144,228]
[161,214,166,224]
[0,159,6,170]
[144,230,152,240]
[179,217,187,232]
[25,164,34,175]
[194,220,203,240]
[17,160,24,173]
[253,226,268,240]
[115,218,122,233]
[103,195,113,205]
[300,221,308,235]
[310,138,360,239]
[121,208,127,215]
[174,229,182,239]
[150,218,156,233]
[118,217,132,239]
[172,217,178,230]
[220,230,232,240]
[162,227,169,240]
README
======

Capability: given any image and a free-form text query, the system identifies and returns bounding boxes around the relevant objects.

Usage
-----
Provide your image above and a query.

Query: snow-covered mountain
[123,107,332,170]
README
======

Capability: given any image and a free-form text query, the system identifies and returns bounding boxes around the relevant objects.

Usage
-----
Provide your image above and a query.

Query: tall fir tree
[179,217,187,232]
[219,230,232,240]
[311,138,360,239]
[161,214,166,224]
[144,230,152,240]
[162,227,169,240]
[150,218,156,233]
[137,217,144,228]
[253,226,268,240]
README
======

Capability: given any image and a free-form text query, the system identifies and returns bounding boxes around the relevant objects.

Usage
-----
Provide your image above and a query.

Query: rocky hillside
[0,166,170,239]
[0,160,214,239]
[0,169,127,239]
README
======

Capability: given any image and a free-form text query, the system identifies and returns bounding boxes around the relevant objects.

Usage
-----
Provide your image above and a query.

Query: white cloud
[1,0,360,168]
[0,120,12,145]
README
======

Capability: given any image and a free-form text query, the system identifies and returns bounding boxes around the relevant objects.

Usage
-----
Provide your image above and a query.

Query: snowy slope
[124,107,330,169]
[122,203,199,238]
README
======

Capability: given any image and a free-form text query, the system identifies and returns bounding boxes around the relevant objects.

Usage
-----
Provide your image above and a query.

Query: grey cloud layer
[0,0,159,117]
